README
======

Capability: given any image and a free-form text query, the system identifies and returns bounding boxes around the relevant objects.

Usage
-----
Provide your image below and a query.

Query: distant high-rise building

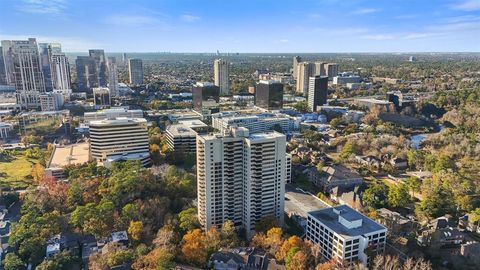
[89,49,108,87]
[324,63,338,80]
[255,80,283,110]
[214,59,229,95]
[1,38,46,108]
[296,62,315,95]
[75,56,96,92]
[0,46,7,85]
[93,87,111,109]
[192,82,220,113]
[314,61,326,76]
[50,53,71,100]
[197,128,287,237]
[292,56,302,78]
[122,53,127,63]
[308,76,329,112]
[39,43,61,91]
[128,58,143,85]
[89,117,151,167]
[107,57,118,97]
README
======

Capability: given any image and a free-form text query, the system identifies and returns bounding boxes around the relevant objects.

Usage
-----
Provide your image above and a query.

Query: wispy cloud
[180,14,201,23]
[451,0,480,11]
[17,0,66,15]
[362,34,395,40]
[351,8,381,15]
[103,15,170,29]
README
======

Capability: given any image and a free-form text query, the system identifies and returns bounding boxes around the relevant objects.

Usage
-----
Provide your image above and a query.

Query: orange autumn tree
[276,235,303,261]
[181,229,207,266]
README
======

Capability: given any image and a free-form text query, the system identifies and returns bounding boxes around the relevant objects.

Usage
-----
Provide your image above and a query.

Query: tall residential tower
[128,58,143,85]
[197,128,287,237]
[214,59,229,95]
[1,38,46,108]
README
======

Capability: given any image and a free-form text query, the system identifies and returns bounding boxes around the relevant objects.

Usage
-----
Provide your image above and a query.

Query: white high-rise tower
[197,127,287,237]
[1,38,46,108]
[214,59,229,95]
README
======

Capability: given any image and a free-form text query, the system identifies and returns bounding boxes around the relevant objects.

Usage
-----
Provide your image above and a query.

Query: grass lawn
[0,155,38,189]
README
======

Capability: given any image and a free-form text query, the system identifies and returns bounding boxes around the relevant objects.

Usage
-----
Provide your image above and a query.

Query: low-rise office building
[83,107,144,123]
[306,205,387,266]
[89,117,150,166]
[165,124,198,154]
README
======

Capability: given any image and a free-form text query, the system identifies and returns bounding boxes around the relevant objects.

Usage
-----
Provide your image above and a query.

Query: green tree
[178,208,200,231]
[293,101,310,113]
[363,183,388,208]
[405,177,421,197]
[36,250,78,270]
[4,253,26,270]
[220,220,239,248]
[388,184,411,208]
[340,140,358,160]
[156,248,176,270]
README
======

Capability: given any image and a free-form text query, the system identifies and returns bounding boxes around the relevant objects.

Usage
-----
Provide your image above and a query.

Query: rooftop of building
[166,124,197,137]
[89,117,147,126]
[322,164,362,181]
[47,142,90,169]
[178,119,208,129]
[354,98,392,105]
[308,204,386,238]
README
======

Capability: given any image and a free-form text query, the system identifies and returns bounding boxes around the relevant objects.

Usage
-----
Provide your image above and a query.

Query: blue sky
[0,0,479,52]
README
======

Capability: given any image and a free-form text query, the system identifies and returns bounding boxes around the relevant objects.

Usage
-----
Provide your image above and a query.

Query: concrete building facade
[197,128,286,237]
[308,76,329,112]
[89,117,150,166]
[1,38,46,108]
[214,59,229,95]
[307,205,387,267]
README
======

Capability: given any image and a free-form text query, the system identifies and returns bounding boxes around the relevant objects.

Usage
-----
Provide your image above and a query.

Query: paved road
[284,184,330,219]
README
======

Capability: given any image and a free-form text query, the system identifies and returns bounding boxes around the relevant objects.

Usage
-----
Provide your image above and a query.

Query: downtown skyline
[0,0,480,53]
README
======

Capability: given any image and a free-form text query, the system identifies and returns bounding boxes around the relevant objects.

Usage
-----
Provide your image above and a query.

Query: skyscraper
[214,59,229,95]
[107,57,118,97]
[0,46,7,85]
[39,43,61,91]
[89,49,108,87]
[308,76,329,112]
[1,38,46,108]
[50,53,71,100]
[296,62,315,95]
[128,58,143,85]
[314,61,326,76]
[75,56,97,92]
[292,56,302,78]
[197,128,286,237]
[192,82,220,113]
[255,80,283,110]
[324,63,339,80]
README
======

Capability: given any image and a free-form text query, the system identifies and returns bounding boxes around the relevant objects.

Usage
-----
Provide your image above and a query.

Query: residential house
[309,164,363,192]
[376,208,415,237]
[330,185,364,209]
